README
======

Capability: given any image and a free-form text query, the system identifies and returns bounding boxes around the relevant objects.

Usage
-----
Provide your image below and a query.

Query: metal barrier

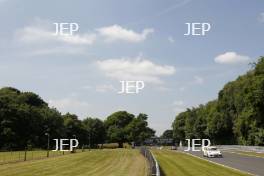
[217,145,264,153]
[178,145,264,153]
[140,147,160,176]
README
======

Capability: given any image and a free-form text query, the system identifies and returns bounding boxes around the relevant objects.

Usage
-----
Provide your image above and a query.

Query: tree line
[172,57,264,146]
[0,87,155,150]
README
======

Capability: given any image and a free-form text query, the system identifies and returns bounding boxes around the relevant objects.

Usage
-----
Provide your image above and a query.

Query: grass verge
[152,149,250,176]
[0,149,148,176]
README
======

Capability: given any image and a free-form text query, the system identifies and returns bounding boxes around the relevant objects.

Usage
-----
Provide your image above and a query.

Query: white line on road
[178,151,257,176]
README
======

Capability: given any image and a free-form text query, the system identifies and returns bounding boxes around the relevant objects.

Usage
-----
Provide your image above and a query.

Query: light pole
[45,133,50,157]
[87,127,92,151]
[89,131,91,151]
[72,135,77,153]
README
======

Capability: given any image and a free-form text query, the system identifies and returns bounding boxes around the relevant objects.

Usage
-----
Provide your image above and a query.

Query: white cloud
[168,36,175,43]
[48,98,90,118]
[95,84,116,93]
[18,23,153,44]
[173,100,184,106]
[172,100,186,114]
[259,12,264,23]
[96,57,175,84]
[26,47,87,56]
[194,76,204,85]
[16,25,96,45]
[13,18,96,56]
[97,25,154,43]
[81,85,92,90]
[214,52,250,64]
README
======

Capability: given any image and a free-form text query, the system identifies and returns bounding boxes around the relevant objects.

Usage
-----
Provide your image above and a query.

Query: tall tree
[161,130,173,139]
[83,117,106,147]
[126,113,155,145]
[104,111,134,147]
[172,57,264,146]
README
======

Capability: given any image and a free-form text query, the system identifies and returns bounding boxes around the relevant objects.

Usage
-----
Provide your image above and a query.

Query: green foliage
[83,117,106,146]
[104,111,134,147]
[126,113,155,145]
[161,130,173,138]
[0,88,65,149]
[172,57,264,146]
[104,111,155,147]
[0,88,155,149]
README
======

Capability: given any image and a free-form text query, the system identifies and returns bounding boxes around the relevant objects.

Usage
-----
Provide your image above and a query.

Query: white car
[203,146,222,158]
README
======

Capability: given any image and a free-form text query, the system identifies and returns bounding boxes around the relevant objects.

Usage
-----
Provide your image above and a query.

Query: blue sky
[0,0,263,135]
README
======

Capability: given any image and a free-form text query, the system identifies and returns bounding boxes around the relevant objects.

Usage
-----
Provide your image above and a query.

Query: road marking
[178,151,257,176]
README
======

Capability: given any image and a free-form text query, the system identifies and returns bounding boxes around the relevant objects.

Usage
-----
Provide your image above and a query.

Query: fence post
[24,148,27,161]
[3,152,5,163]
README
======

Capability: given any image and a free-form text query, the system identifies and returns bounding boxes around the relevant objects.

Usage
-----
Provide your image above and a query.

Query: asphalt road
[184,150,264,176]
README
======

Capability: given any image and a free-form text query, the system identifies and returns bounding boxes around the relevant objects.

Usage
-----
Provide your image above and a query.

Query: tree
[63,113,86,146]
[104,111,134,147]
[161,130,173,139]
[172,57,264,146]
[172,112,186,143]
[82,118,106,147]
[0,87,66,149]
[126,113,155,145]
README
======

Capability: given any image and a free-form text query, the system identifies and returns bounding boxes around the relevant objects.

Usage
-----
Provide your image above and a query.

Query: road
[184,150,264,176]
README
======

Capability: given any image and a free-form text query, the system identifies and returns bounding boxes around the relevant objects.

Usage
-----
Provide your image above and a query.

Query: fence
[0,149,86,165]
[177,145,264,153]
[140,147,160,176]
[217,145,264,153]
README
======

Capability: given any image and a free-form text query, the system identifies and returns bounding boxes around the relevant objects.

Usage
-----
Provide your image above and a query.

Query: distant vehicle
[203,146,222,158]
[171,146,177,150]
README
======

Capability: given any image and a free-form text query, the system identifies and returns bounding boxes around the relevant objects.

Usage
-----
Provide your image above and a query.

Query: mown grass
[152,149,250,176]
[0,149,148,176]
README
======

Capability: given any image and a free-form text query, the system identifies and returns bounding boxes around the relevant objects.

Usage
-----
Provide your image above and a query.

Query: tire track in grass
[98,149,134,176]
[0,149,148,176]
[0,151,106,176]
[84,150,123,176]
[156,150,193,176]
[127,151,148,176]
[57,150,114,176]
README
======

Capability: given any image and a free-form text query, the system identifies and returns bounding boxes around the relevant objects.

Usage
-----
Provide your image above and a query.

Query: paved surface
[185,150,264,176]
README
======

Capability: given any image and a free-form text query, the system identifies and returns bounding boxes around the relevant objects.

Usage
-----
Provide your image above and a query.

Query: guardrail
[217,145,264,153]
[178,145,264,153]
[140,147,160,176]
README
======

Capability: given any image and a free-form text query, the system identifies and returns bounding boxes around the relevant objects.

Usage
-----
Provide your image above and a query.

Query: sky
[0,0,263,135]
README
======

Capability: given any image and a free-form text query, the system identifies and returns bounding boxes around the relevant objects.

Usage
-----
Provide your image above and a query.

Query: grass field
[152,149,250,176]
[0,149,148,176]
